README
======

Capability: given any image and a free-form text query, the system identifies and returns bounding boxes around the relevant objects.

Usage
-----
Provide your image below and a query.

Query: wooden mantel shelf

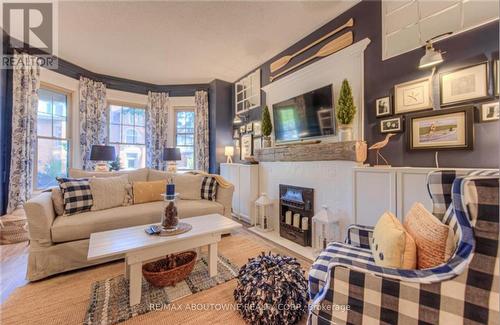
[254,140,367,163]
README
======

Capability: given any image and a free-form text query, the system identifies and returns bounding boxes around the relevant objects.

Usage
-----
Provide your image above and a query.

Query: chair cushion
[133,180,167,204]
[51,199,224,243]
[201,176,218,201]
[370,212,416,269]
[404,202,455,269]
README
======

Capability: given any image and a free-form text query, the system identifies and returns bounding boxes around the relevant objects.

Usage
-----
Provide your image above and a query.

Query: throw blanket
[187,170,232,189]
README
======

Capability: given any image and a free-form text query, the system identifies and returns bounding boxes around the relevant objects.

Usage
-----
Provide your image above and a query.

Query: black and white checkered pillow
[57,177,93,215]
[200,176,218,201]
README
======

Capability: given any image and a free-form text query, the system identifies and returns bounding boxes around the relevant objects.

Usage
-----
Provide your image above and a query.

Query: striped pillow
[57,177,93,215]
[200,176,218,201]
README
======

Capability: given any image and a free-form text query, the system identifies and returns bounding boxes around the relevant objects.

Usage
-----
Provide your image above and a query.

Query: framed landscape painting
[407,106,474,150]
[394,77,433,114]
[440,62,489,106]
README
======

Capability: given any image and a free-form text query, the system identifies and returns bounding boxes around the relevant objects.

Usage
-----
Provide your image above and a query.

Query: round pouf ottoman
[233,252,309,325]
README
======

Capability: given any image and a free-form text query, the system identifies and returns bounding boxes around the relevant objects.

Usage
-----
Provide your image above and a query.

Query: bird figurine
[368,133,396,166]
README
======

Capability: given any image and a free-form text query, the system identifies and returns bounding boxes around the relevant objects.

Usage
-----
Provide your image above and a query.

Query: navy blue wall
[234,0,499,168]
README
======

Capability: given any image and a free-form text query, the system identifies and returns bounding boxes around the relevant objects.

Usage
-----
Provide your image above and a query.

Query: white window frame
[107,101,147,170]
[34,83,72,190]
[174,107,196,171]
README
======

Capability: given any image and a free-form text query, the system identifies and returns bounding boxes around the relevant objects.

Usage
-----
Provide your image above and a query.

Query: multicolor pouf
[233,252,309,325]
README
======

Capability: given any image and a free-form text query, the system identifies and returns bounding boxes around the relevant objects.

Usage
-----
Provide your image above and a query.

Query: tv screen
[273,85,334,143]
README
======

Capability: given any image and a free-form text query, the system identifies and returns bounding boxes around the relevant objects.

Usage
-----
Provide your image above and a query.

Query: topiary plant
[262,105,272,138]
[336,79,356,125]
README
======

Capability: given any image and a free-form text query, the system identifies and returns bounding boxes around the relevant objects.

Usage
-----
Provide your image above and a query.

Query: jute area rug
[1,229,311,325]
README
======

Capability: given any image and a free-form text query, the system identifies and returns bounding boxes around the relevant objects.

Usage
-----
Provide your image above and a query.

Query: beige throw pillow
[89,175,130,211]
[371,212,417,269]
[403,202,456,269]
[51,188,65,216]
[174,174,203,200]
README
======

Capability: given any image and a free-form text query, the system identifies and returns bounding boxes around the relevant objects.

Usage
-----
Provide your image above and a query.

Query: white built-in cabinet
[220,163,259,223]
[353,167,475,226]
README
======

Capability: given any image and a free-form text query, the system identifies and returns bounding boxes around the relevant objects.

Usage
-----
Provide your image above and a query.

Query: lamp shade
[163,147,181,161]
[419,43,443,69]
[225,146,234,156]
[90,145,116,161]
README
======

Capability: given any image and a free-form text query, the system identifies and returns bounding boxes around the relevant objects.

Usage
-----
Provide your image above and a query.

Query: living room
[0,1,499,324]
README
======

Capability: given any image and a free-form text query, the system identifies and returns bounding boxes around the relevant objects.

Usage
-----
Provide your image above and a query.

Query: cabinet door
[398,170,434,221]
[354,169,397,226]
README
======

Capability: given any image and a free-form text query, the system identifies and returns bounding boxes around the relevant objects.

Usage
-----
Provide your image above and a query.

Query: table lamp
[225,146,234,163]
[163,147,181,173]
[90,145,116,172]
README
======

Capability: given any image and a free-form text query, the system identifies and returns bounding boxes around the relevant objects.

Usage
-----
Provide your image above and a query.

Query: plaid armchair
[308,170,499,325]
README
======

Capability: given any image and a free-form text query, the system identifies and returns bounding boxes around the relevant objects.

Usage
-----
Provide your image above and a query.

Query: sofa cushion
[148,169,172,181]
[69,168,149,183]
[89,175,129,211]
[175,174,203,200]
[51,188,65,216]
[51,199,224,243]
[57,178,93,215]
[201,176,218,201]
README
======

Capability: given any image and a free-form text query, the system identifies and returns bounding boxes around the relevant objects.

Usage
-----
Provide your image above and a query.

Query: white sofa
[24,168,234,281]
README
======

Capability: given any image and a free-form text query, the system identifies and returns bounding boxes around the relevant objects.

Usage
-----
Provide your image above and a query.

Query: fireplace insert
[279,184,314,246]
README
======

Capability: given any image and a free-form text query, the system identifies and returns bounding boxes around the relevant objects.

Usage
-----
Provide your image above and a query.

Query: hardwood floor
[0,241,29,304]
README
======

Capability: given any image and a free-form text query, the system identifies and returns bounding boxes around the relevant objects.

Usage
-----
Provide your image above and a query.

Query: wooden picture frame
[480,101,500,122]
[375,96,392,117]
[407,106,474,151]
[246,122,253,132]
[394,76,433,114]
[380,116,403,133]
[440,62,489,106]
[240,134,253,160]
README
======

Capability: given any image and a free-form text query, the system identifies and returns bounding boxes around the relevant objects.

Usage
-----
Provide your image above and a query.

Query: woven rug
[83,254,239,325]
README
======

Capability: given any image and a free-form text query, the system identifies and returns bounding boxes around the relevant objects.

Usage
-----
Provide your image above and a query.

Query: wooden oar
[270,31,353,82]
[270,18,354,73]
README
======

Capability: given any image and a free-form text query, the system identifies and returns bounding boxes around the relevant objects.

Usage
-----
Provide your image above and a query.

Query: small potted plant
[336,79,356,141]
[262,105,273,148]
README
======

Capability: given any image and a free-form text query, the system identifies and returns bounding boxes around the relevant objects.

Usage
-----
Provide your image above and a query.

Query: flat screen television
[273,85,335,143]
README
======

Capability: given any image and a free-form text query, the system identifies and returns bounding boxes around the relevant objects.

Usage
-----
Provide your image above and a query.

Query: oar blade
[317,31,353,57]
[270,55,292,73]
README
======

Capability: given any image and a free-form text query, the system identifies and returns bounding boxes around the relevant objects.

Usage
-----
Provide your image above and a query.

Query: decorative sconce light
[418,32,452,69]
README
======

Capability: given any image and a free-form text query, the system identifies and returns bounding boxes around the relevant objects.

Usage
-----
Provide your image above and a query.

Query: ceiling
[57,1,359,85]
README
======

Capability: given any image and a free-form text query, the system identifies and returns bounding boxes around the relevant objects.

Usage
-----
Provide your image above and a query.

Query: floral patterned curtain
[7,52,40,213]
[79,77,107,170]
[195,90,209,172]
[146,91,169,170]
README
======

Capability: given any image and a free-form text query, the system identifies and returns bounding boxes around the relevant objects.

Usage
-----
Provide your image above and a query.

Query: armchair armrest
[24,192,55,246]
[344,224,374,249]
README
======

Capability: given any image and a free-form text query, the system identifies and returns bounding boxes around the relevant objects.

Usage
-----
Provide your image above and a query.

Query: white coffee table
[87,214,242,306]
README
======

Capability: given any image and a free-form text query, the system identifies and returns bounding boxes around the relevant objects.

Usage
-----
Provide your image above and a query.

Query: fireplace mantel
[255,140,367,163]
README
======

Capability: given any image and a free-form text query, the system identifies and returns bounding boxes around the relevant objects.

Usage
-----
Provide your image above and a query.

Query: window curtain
[7,52,40,213]
[146,91,169,170]
[194,90,209,172]
[79,77,107,170]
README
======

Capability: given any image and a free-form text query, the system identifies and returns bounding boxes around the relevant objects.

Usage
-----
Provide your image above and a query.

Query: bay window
[175,109,195,170]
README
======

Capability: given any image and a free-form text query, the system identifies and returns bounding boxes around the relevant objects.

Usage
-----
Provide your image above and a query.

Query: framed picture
[407,106,474,151]
[480,101,499,122]
[246,122,253,132]
[234,139,240,158]
[494,60,499,96]
[240,134,253,160]
[253,121,262,137]
[394,76,433,114]
[380,117,403,133]
[239,125,246,133]
[375,97,392,117]
[233,129,240,139]
[440,62,489,106]
[253,137,262,154]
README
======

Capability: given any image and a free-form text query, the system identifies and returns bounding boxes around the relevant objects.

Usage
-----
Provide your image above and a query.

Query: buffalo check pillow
[200,176,218,201]
[57,177,93,215]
